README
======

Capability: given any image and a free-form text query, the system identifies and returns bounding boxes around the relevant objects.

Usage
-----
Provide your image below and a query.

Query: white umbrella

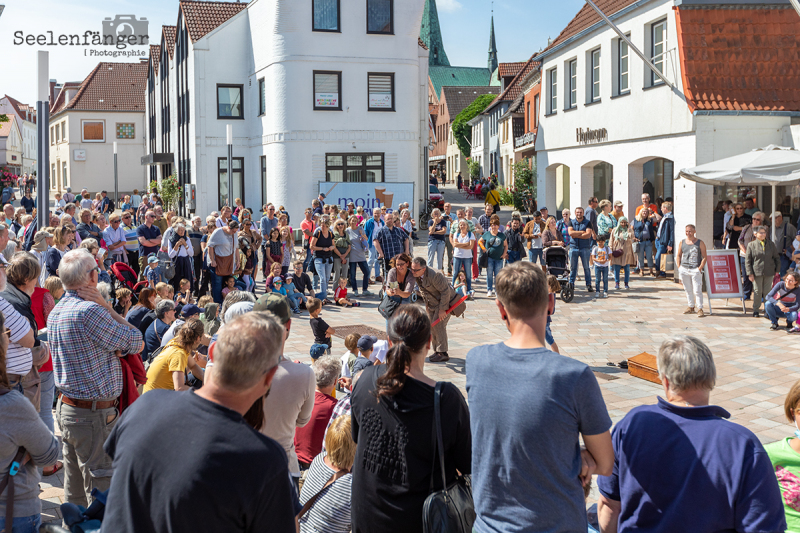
[678,145,800,238]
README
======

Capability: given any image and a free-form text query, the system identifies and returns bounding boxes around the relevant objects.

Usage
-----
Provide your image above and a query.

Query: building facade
[0,96,37,176]
[535,0,800,246]
[0,116,22,175]
[144,0,430,219]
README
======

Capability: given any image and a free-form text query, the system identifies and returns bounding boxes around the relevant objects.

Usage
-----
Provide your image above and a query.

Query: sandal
[43,461,63,477]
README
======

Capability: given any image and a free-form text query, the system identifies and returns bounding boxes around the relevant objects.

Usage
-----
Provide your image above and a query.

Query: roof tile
[179,0,248,44]
[440,86,501,119]
[429,66,492,100]
[545,0,637,52]
[498,62,526,79]
[163,26,176,59]
[51,62,148,116]
[676,6,800,112]
[150,44,161,72]
[486,56,540,110]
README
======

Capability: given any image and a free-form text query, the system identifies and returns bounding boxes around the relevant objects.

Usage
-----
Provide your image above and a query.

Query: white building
[49,63,148,196]
[0,116,22,176]
[468,113,490,178]
[145,0,430,219]
[0,96,37,176]
[535,0,800,246]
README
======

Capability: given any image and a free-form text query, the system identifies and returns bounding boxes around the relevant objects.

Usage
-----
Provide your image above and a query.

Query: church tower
[487,15,498,74]
[420,0,451,67]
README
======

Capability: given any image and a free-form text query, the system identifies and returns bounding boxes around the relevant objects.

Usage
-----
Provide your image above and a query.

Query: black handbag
[378,294,401,319]
[422,382,475,533]
[478,251,488,269]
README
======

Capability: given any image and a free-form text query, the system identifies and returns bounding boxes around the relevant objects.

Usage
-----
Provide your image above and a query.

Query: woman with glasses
[311,216,335,302]
[726,203,752,250]
[331,220,351,291]
[385,253,416,306]
[45,226,73,278]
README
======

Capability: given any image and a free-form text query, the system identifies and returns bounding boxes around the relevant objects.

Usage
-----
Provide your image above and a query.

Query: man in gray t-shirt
[207,221,239,303]
[346,218,372,295]
[466,262,613,533]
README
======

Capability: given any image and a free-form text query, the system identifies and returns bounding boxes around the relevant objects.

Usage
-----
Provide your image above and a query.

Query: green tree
[0,114,8,124]
[149,172,182,211]
[466,158,481,179]
[451,93,496,160]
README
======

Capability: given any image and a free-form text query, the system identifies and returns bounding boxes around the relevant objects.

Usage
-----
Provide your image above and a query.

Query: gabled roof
[0,115,18,138]
[179,0,248,43]
[486,56,539,111]
[429,66,492,101]
[162,26,177,59]
[498,62,526,80]
[545,0,637,53]
[2,95,26,121]
[441,86,501,119]
[150,45,161,73]
[49,82,82,115]
[676,5,800,112]
[51,62,148,117]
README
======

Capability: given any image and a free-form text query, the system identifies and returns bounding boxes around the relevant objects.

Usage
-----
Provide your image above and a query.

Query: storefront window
[326,153,384,182]
[593,162,613,203]
[643,158,673,201]
[218,157,244,209]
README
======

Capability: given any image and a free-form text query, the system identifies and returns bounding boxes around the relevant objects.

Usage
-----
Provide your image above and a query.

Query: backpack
[107,198,115,212]
[157,250,176,281]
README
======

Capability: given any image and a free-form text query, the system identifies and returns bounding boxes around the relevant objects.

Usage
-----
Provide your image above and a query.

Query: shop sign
[515,132,536,149]
[576,127,608,144]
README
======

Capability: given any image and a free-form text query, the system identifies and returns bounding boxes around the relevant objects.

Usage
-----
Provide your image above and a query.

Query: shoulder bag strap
[434,381,447,492]
[0,446,26,527]
[296,468,349,520]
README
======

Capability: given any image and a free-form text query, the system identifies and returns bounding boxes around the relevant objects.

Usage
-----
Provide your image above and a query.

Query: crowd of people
[1,180,800,533]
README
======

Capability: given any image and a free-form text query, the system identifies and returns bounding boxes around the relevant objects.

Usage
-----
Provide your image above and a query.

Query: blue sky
[0,0,586,104]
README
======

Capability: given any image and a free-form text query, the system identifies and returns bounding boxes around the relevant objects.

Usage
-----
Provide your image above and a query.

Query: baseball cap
[253,293,292,324]
[181,304,202,318]
[614,200,624,207]
[310,344,327,359]
[147,254,159,264]
[319,193,326,199]
[773,211,782,218]
[357,335,378,351]
[540,206,548,211]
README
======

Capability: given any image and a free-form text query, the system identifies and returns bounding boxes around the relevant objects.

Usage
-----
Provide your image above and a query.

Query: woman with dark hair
[45,226,74,277]
[126,287,157,334]
[385,252,416,305]
[167,223,195,294]
[349,305,471,533]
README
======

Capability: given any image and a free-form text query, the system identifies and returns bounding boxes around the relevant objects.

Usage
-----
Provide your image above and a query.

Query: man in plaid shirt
[49,250,144,507]
[372,214,409,277]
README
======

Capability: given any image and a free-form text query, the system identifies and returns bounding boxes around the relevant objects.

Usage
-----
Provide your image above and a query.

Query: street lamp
[113,141,118,211]
[36,51,49,232]
[226,124,232,208]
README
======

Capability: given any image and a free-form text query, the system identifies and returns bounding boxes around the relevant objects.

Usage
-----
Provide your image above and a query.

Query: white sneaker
[486,290,493,297]
[603,292,608,298]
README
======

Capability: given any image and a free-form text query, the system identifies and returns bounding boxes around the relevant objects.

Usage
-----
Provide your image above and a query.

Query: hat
[310,344,327,360]
[147,254,159,264]
[614,200,624,207]
[357,335,378,351]
[273,278,283,284]
[253,293,292,324]
[773,211,783,218]
[33,230,52,252]
[319,193,326,199]
[181,304,202,318]
[539,206,548,211]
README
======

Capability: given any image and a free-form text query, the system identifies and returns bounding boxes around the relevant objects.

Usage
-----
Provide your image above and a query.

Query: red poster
[706,252,741,296]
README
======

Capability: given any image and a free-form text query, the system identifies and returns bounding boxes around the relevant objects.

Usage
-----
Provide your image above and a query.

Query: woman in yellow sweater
[144,317,206,392]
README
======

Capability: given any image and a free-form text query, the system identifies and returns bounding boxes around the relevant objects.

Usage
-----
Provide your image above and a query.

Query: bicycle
[418,199,438,228]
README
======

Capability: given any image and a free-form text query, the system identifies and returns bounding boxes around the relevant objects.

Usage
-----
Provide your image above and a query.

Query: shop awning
[678,145,800,237]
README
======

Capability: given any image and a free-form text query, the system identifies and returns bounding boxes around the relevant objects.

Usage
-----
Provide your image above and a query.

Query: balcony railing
[514,131,536,149]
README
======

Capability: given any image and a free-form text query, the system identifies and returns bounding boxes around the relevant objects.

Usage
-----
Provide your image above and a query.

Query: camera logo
[102,15,149,46]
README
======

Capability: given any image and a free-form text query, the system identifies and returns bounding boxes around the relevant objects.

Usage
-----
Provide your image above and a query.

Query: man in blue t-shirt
[466,262,613,533]
[597,335,785,533]
[136,210,162,279]
[568,207,595,291]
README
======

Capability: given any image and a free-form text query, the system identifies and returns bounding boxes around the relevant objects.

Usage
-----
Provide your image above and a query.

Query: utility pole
[226,124,233,208]
[36,51,49,231]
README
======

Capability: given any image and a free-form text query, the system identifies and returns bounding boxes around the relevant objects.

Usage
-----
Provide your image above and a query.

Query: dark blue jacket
[633,218,657,242]
[656,214,675,247]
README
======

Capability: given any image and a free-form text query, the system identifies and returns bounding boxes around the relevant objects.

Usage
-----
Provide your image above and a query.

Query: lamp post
[226,124,233,208]
[36,51,49,232]
[113,141,118,212]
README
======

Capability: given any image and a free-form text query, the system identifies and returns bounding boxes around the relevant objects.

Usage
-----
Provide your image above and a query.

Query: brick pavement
[38,183,800,522]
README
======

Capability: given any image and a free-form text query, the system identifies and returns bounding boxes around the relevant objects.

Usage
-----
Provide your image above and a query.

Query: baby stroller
[543,247,574,303]
[109,261,149,297]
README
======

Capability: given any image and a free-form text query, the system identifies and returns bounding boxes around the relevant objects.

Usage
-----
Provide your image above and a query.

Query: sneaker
[697,309,705,318]
[603,292,608,298]
[351,291,359,296]
[753,311,760,318]
[624,284,630,290]
[615,283,620,290]
[362,290,373,296]
[789,326,800,334]
[587,285,594,293]
[595,292,600,298]
[683,307,695,314]
[429,352,450,363]
[770,322,780,330]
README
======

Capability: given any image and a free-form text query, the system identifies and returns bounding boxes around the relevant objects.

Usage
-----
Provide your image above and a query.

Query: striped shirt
[0,296,32,374]
[322,396,351,453]
[49,291,143,400]
[122,224,139,252]
[298,453,352,533]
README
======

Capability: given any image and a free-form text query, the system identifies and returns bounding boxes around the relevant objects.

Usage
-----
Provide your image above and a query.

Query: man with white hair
[48,249,144,507]
[598,335,785,532]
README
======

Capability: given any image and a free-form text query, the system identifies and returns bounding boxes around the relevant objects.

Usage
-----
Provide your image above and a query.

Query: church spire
[488,14,498,74]
[420,0,450,67]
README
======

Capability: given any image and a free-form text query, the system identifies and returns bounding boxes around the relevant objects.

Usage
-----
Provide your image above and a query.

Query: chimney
[49,79,57,106]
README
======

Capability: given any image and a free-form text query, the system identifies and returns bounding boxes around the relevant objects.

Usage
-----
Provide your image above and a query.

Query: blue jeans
[740,256,753,298]
[781,255,792,277]
[368,245,381,278]
[314,258,334,296]
[38,370,55,434]
[528,248,543,264]
[349,260,370,293]
[765,301,798,326]
[569,248,592,287]
[654,242,669,274]
[210,266,223,303]
[594,265,609,293]
[0,514,41,533]
[636,240,654,270]
[507,250,521,264]
[286,292,303,311]
[613,264,630,285]
[427,239,446,270]
[452,257,472,292]
[486,257,503,292]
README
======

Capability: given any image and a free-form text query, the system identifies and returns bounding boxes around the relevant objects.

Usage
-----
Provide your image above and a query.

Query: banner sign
[315,93,338,108]
[704,249,743,298]
[318,182,414,215]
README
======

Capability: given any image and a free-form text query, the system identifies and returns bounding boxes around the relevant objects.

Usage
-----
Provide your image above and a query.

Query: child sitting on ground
[546,275,561,354]
[44,276,64,304]
[144,254,163,288]
[221,276,236,298]
[308,297,334,359]
[333,277,360,307]
[174,278,194,306]
[352,335,378,375]
[454,270,468,297]
[284,274,307,312]
[272,278,301,314]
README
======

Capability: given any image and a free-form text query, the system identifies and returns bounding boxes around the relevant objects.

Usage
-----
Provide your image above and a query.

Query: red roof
[179,1,248,43]
[676,6,800,112]
[150,45,161,73]
[0,115,17,138]
[546,0,637,52]
[49,82,82,115]
[498,62,526,79]
[51,62,148,116]
[487,56,539,110]
[162,26,177,59]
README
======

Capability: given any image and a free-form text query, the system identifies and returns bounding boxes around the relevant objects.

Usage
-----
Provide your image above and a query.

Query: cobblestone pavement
[39,183,800,522]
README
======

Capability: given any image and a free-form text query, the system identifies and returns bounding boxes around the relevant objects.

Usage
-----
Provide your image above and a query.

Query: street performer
[410,257,466,363]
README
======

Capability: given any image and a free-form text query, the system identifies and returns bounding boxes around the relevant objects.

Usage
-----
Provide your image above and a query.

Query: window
[81,120,105,142]
[368,73,394,111]
[526,102,531,130]
[651,20,666,85]
[258,78,266,116]
[618,37,630,93]
[54,163,59,187]
[55,124,60,143]
[50,163,56,189]
[533,94,539,128]
[568,59,577,108]
[314,71,342,110]
[313,0,340,31]
[116,123,135,139]
[590,49,601,102]
[549,68,557,113]
[61,122,66,142]
[218,157,244,208]
[325,153,384,182]
[217,84,244,119]
[50,126,54,145]
[367,0,393,34]
[261,155,267,206]
[62,161,68,188]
